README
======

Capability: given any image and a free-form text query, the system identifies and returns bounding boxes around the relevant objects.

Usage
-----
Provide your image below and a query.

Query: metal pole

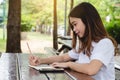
[64,0,67,36]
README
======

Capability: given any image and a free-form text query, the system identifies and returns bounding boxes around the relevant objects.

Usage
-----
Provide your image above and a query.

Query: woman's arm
[68,60,103,75]
[29,53,73,66]
[52,59,103,76]
[40,53,73,64]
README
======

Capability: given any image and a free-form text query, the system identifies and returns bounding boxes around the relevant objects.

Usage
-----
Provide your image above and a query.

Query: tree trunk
[67,0,74,36]
[6,0,21,53]
[53,0,58,49]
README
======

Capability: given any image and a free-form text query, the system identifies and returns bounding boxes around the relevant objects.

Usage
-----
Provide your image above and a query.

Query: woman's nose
[73,27,76,32]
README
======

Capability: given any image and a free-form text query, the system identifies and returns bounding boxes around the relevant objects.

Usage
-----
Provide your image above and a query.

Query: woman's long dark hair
[69,2,117,56]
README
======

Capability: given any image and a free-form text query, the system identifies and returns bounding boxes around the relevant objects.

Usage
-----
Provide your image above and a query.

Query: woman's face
[70,17,85,38]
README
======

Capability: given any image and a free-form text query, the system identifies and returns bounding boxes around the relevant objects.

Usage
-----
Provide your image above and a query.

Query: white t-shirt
[68,38,115,80]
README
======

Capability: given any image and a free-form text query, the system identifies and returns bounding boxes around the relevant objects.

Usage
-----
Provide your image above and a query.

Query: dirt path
[21,39,53,54]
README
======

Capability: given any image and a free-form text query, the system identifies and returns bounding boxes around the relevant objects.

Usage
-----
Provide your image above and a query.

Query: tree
[6,0,21,53]
[53,0,58,49]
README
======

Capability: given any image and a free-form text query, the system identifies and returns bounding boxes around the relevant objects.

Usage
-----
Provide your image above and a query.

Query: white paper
[29,65,64,71]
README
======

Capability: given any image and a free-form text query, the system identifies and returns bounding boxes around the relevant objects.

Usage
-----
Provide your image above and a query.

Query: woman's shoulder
[92,38,112,45]
[99,38,112,44]
[93,38,114,48]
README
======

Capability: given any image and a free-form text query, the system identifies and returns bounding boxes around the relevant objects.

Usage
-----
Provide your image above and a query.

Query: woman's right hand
[29,55,41,66]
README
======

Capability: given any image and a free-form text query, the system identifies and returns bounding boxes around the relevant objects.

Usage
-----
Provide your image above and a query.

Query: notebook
[29,65,64,72]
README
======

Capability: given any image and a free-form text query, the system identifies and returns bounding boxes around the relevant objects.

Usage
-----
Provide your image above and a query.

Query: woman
[29,2,117,80]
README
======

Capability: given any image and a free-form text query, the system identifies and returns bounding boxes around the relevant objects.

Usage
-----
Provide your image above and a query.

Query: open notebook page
[29,65,64,72]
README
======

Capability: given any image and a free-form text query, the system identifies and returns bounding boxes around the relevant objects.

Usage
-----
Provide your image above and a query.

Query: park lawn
[0,39,6,52]
[0,28,6,52]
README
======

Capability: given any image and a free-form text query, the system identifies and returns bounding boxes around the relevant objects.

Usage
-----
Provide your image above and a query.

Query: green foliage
[22,0,53,26]
[21,15,35,32]
[106,21,120,44]
[21,0,72,27]
[21,23,32,32]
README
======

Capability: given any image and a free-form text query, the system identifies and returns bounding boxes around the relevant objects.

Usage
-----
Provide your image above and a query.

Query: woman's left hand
[51,62,70,68]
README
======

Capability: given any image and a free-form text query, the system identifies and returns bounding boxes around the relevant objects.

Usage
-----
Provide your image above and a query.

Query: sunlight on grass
[0,39,6,52]
[0,28,4,39]
[0,28,6,52]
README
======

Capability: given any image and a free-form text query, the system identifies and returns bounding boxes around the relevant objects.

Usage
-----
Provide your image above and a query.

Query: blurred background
[0,0,120,53]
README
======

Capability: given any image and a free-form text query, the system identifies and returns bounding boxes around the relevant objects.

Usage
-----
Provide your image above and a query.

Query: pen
[26,42,32,55]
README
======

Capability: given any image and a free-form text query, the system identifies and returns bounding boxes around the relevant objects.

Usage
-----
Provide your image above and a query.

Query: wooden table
[0,53,94,80]
[0,53,19,80]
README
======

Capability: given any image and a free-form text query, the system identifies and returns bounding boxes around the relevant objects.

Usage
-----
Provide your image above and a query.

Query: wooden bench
[44,47,60,55]
[58,36,72,40]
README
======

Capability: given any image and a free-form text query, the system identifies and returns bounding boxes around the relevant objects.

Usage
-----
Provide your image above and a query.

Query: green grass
[0,39,6,52]
[0,28,6,52]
